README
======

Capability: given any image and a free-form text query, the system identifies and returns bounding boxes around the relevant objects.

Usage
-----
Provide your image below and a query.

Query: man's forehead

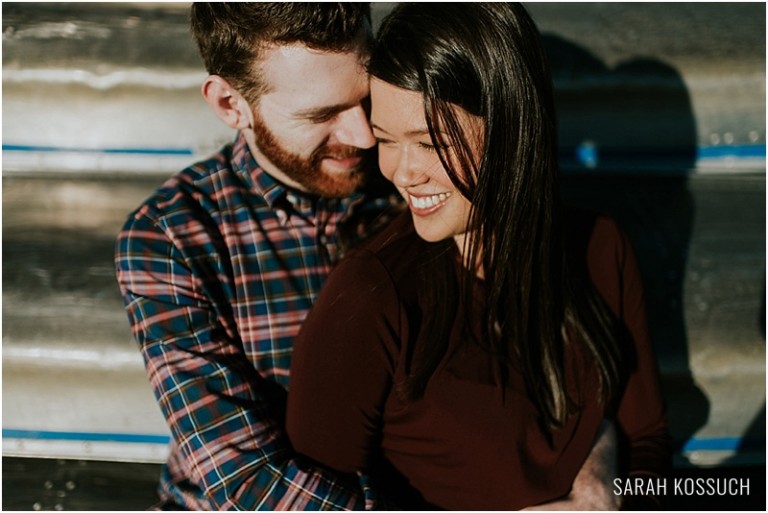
[257,43,370,116]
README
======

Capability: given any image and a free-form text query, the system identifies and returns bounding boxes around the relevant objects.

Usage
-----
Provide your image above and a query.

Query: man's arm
[525,420,620,510]
[115,211,366,510]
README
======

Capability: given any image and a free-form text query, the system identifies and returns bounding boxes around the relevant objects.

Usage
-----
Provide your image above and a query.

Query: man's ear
[201,75,253,130]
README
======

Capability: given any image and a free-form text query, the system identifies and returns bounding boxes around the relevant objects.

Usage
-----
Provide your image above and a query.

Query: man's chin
[308,168,365,198]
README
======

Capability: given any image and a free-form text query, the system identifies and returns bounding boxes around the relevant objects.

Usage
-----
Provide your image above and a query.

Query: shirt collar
[231,131,288,210]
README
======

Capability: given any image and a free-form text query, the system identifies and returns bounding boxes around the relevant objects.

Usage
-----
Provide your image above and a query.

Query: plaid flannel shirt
[115,132,393,510]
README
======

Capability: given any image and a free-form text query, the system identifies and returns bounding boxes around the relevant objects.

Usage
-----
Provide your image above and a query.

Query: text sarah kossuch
[613,477,750,497]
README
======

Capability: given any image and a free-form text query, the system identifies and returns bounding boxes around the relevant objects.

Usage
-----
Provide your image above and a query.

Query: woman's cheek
[377,146,399,183]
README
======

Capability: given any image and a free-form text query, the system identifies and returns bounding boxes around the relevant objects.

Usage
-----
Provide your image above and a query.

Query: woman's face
[370,78,481,248]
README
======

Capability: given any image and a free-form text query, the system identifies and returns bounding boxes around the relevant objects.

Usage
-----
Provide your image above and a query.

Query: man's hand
[524,419,620,510]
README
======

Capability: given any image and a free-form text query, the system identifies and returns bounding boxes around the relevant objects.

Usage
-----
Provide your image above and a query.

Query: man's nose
[334,105,376,149]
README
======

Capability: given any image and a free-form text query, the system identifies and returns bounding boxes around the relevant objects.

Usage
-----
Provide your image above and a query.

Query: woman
[286,3,670,509]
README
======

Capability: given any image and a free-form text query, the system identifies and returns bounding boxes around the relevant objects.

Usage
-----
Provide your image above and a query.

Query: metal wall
[2,3,765,467]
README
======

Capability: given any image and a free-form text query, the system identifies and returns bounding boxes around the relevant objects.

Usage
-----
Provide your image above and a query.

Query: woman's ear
[201,75,253,130]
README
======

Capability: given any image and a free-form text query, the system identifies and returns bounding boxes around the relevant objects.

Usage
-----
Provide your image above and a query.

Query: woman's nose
[390,147,429,188]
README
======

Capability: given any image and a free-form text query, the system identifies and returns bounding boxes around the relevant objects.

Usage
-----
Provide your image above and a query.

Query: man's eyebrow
[294,103,353,119]
[371,123,431,137]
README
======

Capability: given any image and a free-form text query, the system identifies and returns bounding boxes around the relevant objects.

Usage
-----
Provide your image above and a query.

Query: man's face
[245,43,375,198]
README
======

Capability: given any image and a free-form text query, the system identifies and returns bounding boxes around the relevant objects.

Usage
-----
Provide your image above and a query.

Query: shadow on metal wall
[541,33,712,464]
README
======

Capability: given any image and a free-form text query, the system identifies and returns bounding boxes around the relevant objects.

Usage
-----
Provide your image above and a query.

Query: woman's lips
[407,191,452,215]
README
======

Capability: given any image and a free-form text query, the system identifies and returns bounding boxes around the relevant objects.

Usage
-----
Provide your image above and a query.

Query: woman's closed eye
[375,137,396,146]
[417,141,437,152]
[418,141,451,152]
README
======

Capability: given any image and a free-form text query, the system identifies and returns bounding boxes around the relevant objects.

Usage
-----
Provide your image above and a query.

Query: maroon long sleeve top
[287,211,671,510]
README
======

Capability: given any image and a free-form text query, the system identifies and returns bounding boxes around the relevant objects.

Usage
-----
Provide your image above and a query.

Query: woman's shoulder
[563,207,640,312]
[344,210,427,278]
[563,207,628,263]
[354,208,420,251]
[308,211,422,350]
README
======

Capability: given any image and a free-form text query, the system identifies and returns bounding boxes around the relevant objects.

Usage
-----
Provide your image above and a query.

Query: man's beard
[251,111,369,198]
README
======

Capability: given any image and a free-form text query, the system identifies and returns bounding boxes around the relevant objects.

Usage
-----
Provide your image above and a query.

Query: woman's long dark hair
[370,3,622,428]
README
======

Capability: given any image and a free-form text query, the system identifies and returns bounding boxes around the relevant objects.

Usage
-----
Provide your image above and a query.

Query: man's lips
[321,154,364,172]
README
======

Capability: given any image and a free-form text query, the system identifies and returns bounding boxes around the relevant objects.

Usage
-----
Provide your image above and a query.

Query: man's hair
[190,3,372,102]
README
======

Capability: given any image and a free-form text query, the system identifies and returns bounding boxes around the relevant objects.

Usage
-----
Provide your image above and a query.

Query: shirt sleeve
[115,210,365,511]
[587,217,673,482]
[286,249,401,474]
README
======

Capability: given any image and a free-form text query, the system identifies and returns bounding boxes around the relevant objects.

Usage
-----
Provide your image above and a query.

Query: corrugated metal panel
[2,3,764,466]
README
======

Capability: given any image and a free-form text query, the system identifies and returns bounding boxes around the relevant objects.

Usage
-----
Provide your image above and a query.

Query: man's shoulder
[126,142,247,222]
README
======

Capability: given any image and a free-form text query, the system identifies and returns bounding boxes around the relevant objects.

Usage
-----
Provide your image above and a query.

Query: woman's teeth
[409,192,451,209]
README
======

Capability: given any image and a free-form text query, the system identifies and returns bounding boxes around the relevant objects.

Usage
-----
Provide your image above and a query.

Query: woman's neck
[453,232,485,279]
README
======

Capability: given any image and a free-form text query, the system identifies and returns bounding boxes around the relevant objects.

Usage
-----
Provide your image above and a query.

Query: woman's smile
[406,191,453,215]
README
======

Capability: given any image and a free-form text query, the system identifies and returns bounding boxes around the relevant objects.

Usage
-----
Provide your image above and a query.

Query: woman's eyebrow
[370,123,390,134]
[371,123,431,137]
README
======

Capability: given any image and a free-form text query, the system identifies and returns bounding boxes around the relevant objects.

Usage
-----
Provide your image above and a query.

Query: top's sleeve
[287,249,402,474]
[587,218,673,481]
[115,210,365,510]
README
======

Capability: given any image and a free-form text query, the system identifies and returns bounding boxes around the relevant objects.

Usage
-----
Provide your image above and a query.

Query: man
[116,4,394,509]
[116,3,618,510]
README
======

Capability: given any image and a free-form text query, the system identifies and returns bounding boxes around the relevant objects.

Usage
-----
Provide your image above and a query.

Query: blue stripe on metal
[4,428,764,453]
[2,144,194,156]
[2,144,766,160]
[697,145,766,159]
[3,429,170,445]
[681,437,765,452]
